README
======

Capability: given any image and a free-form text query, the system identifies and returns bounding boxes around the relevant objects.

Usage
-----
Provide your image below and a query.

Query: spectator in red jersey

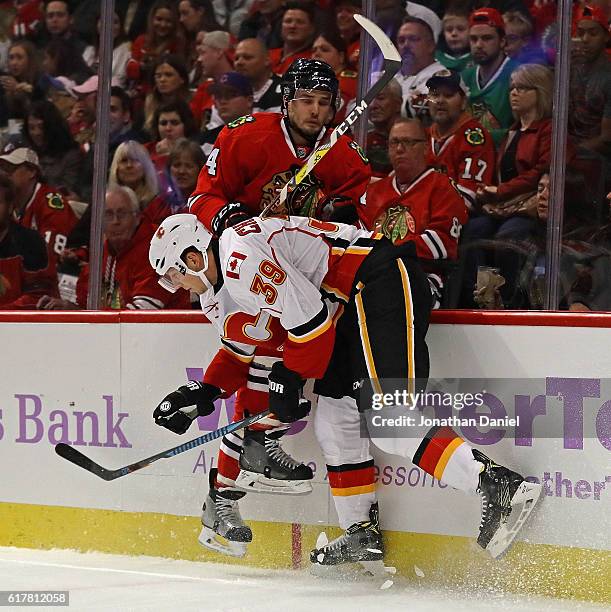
[269,2,316,75]
[363,118,468,308]
[334,0,361,69]
[0,171,58,310]
[129,1,185,82]
[11,0,44,39]
[38,186,189,310]
[0,147,78,264]
[234,38,283,114]
[0,40,43,121]
[425,69,495,211]
[108,140,170,227]
[238,0,285,49]
[366,79,403,178]
[461,63,553,307]
[311,28,358,126]
[190,31,234,130]
[144,55,191,134]
[145,100,198,172]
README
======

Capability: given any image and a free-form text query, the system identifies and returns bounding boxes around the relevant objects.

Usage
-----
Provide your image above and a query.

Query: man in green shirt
[462,7,517,147]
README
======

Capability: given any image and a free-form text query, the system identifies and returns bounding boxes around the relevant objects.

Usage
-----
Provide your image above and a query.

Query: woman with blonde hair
[461,64,557,308]
[108,140,170,226]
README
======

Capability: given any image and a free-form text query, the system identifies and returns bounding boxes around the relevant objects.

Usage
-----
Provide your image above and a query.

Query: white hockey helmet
[148,213,214,293]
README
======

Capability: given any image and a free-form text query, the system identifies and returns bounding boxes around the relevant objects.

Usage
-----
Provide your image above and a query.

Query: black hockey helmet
[280,58,341,117]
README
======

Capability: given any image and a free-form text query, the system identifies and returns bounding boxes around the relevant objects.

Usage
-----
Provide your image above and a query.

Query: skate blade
[235,470,313,495]
[487,481,542,559]
[198,526,247,558]
[359,560,397,590]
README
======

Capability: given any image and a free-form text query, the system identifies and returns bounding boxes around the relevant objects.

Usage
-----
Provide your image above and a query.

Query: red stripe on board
[2,309,611,327]
[430,310,611,327]
[291,523,302,569]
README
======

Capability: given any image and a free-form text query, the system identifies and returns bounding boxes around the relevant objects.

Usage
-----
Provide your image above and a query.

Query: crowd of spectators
[0,0,609,312]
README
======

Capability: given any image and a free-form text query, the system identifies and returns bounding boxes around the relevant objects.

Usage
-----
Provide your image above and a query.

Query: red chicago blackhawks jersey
[14,182,79,262]
[189,112,371,231]
[426,115,496,210]
[218,216,383,379]
[363,169,467,262]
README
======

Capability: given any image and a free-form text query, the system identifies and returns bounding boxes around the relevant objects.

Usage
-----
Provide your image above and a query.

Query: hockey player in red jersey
[425,69,496,210]
[150,213,542,564]
[188,58,371,234]
[149,214,313,557]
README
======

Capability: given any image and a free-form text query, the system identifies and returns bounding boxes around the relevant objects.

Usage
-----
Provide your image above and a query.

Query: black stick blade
[55,443,116,481]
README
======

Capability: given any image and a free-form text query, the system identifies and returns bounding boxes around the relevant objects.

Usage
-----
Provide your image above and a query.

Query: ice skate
[235,428,313,495]
[310,503,385,566]
[198,469,252,558]
[474,449,542,559]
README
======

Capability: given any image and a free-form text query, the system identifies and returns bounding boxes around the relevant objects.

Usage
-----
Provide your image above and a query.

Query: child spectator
[435,7,473,72]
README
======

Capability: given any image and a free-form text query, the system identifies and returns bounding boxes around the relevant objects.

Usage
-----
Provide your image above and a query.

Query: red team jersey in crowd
[219,216,383,379]
[189,112,371,230]
[363,169,467,262]
[426,114,496,209]
[76,221,189,310]
[14,182,79,262]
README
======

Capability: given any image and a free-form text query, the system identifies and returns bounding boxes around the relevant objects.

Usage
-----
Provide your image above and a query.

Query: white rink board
[0,319,609,552]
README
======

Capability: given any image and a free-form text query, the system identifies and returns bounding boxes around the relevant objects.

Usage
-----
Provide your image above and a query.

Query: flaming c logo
[156,226,165,239]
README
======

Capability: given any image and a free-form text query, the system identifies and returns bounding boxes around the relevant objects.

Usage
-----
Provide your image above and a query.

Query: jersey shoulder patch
[464,126,485,146]
[227,115,256,129]
[45,192,65,209]
[339,69,357,79]
[348,140,369,164]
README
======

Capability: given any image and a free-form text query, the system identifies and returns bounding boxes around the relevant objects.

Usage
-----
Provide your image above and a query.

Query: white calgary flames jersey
[219,216,384,379]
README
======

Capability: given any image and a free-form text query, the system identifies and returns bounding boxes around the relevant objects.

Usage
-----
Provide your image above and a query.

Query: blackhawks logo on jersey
[464,127,485,146]
[260,167,324,218]
[46,192,64,209]
[227,115,256,129]
[348,140,368,164]
[374,204,416,244]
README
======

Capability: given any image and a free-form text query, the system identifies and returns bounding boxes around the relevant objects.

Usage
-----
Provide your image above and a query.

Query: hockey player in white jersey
[149,215,313,557]
[150,213,542,564]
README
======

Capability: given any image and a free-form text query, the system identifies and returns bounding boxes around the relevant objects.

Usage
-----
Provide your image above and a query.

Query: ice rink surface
[0,547,608,612]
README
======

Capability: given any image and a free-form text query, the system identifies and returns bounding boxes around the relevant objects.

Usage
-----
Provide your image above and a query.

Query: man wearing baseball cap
[462,7,517,146]
[425,69,495,211]
[200,72,254,158]
[0,147,78,265]
[569,4,611,154]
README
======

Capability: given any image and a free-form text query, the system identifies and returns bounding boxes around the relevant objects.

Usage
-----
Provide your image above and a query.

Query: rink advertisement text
[360,377,611,450]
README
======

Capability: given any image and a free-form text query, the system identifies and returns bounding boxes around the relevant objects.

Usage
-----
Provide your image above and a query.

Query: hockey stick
[261,14,401,219]
[55,409,271,481]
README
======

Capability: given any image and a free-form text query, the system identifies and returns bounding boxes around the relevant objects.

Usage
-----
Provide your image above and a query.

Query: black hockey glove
[153,382,221,434]
[211,201,251,237]
[268,362,311,423]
